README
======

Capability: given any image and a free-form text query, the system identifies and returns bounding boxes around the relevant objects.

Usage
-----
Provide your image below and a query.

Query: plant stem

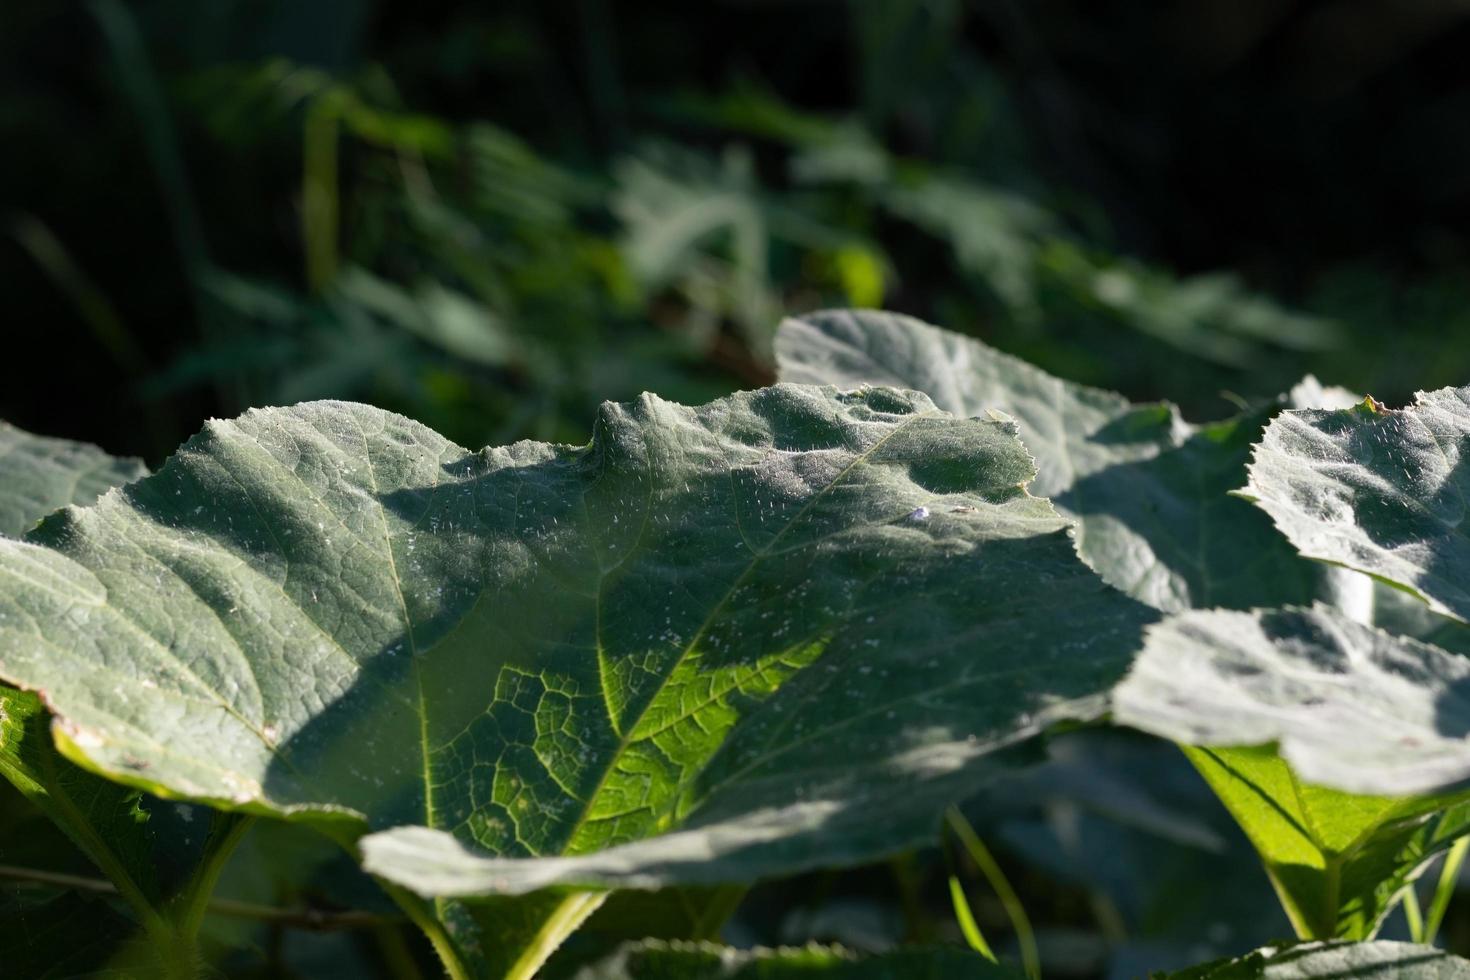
[172,813,256,942]
[303,93,343,293]
[946,806,1041,980]
[1404,887,1425,943]
[1425,835,1470,946]
[503,890,609,980]
[383,884,473,980]
[890,853,934,942]
[0,862,398,931]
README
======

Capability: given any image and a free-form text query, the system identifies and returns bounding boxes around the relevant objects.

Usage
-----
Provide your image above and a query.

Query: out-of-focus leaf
[0,421,147,538]
[882,180,1053,316]
[0,887,145,979]
[575,940,1023,979]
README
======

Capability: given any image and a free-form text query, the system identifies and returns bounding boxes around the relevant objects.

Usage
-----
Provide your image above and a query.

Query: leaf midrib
[551,411,931,855]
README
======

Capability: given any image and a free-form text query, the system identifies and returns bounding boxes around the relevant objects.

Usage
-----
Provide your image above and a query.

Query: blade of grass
[1404,886,1425,943]
[90,0,211,287]
[946,805,1041,980]
[8,214,148,373]
[1424,835,1470,946]
[303,91,345,293]
[947,873,997,962]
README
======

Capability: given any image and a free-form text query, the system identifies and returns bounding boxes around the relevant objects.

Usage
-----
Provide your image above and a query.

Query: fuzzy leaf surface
[775,310,1320,612]
[1115,605,1470,937]
[1243,388,1470,622]
[0,388,1151,965]
[0,423,201,928]
[1114,605,1470,797]
[1162,940,1470,979]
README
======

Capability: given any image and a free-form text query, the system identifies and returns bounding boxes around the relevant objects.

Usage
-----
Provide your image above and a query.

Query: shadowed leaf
[775,310,1324,612]
[0,387,1152,974]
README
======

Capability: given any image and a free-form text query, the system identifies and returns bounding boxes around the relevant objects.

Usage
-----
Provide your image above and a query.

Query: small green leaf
[0,388,1152,973]
[775,310,1322,612]
[1159,940,1470,979]
[576,939,1024,979]
[1243,386,1470,623]
[1115,605,1470,937]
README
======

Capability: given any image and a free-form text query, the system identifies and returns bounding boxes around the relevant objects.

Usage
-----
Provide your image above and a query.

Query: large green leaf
[775,310,1320,612]
[0,420,147,537]
[1161,940,1470,979]
[1115,605,1470,938]
[576,940,1022,979]
[0,388,1152,974]
[1242,387,1470,623]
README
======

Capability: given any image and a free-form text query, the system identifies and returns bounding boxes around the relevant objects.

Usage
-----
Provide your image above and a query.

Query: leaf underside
[0,386,1152,967]
[775,309,1324,612]
[1115,605,1470,798]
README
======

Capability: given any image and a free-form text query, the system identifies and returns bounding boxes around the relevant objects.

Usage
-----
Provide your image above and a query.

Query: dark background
[5,0,1470,464]
[4,4,1470,973]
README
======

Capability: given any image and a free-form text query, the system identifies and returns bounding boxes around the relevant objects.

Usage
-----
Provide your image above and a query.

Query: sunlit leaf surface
[0,387,1151,970]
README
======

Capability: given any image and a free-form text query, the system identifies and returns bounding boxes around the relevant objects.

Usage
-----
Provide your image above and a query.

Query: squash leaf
[1243,386,1470,623]
[1160,940,1470,979]
[775,309,1326,613]
[0,420,147,538]
[0,387,1152,974]
[1115,605,1470,937]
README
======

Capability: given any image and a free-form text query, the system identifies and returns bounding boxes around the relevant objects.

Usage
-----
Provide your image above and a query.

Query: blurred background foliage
[6,0,1470,462]
[3,1,1470,975]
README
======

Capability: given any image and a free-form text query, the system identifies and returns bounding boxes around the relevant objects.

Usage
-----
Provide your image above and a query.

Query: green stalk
[946,806,1041,980]
[503,890,608,980]
[948,873,997,962]
[172,813,257,942]
[1424,835,1470,946]
[890,853,935,942]
[1404,887,1425,943]
[303,92,344,293]
[382,884,473,980]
